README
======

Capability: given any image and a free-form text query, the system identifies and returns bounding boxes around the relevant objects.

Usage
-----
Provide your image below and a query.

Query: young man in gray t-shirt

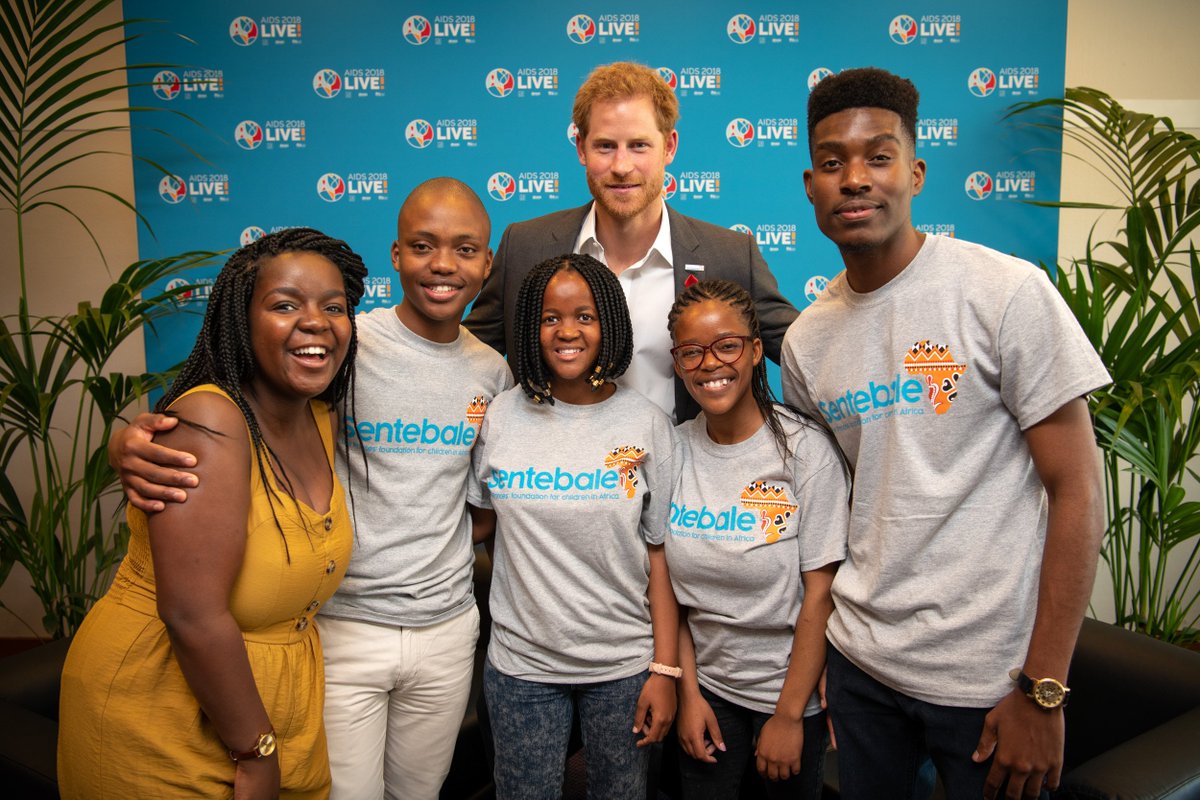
[781,68,1108,799]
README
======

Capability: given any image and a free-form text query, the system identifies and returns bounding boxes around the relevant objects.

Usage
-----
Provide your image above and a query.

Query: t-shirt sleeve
[639,413,676,546]
[791,428,850,572]
[467,410,493,509]
[781,324,820,420]
[997,271,1111,430]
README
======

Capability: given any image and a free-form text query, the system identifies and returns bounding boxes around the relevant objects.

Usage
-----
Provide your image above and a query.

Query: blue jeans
[483,659,649,800]
[677,685,826,800]
[826,646,1048,800]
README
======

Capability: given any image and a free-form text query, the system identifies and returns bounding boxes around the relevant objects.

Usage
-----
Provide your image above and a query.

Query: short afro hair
[807,67,920,152]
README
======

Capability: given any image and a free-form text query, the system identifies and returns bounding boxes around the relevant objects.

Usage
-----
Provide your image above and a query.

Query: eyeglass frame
[670,335,756,371]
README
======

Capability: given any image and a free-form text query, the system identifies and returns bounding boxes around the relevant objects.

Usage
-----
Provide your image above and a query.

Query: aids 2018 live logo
[567,12,639,43]
[316,171,387,203]
[313,68,385,99]
[403,14,476,44]
[673,170,720,201]
[487,172,516,202]
[726,118,755,147]
[659,65,721,96]
[229,15,301,46]
[731,222,796,252]
[808,68,834,90]
[240,226,266,246]
[160,173,228,204]
[154,69,224,100]
[662,172,677,200]
[487,171,558,202]
[406,118,477,149]
[889,13,961,45]
[964,171,993,200]
[968,67,997,97]
[968,169,1036,200]
[152,70,180,100]
[235,119,306,150]
[969,66,1040,98]
[487,67,557,98]
[158,174,187,204]
[917,118,959,148]
[234,120,262,150]
[727,13,798,44]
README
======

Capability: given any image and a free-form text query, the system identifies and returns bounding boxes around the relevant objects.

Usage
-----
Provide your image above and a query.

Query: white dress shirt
[574,201,677,420]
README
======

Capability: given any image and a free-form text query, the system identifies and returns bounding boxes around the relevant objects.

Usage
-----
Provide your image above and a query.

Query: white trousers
[320,607,479,800]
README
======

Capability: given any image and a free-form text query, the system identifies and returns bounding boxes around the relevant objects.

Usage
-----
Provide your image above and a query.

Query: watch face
[258,732,277,757]
[1032,680,1065,708]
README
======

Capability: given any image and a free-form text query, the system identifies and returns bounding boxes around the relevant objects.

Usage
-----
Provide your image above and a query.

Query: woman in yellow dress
[58,227,367,799]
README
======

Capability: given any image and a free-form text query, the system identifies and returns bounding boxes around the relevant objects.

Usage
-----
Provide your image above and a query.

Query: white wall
[1058,1,1200,623]
[2,0,1199,636]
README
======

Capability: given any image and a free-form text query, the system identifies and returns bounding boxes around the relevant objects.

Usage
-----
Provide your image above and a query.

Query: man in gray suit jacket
[465,62,797,423]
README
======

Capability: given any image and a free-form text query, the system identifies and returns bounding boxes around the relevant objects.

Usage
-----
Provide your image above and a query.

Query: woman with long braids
[469,253,678,799]
[59,228,367,799]
[665,280,849,799]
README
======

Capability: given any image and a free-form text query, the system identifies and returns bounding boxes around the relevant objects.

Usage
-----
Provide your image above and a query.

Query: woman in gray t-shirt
[666,280,849,799]
[468,254,680,800]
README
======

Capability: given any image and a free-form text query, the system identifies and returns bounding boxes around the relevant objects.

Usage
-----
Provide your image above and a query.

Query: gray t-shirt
[668,410,848,715]
[320,307,512,628]
[781,234,1109,706]
[469,386,675,683]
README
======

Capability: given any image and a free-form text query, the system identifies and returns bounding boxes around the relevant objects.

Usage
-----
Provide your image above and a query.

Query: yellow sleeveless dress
[58,385,352,798]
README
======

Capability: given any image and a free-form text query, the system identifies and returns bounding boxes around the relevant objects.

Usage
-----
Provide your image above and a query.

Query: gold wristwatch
[229,730,277,762]
[1009,669,1070,710]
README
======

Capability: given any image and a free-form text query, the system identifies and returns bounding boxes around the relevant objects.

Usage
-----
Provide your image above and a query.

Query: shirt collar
[575,200,674,268]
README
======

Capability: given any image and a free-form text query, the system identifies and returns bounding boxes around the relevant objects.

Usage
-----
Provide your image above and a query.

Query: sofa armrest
[0,696,59,799]
[1057,706,1200,800]
[0,637,71,719]
[1065,620,1200,770]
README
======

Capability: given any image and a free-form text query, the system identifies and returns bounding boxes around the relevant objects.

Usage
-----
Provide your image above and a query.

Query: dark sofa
[4,580,1199,799]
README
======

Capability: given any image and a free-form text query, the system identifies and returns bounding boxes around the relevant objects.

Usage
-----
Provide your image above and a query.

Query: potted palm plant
[0,0,217,639]
[1009,88,1200,646]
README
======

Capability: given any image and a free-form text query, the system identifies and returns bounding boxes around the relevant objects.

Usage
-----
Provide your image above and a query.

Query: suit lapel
[549,204,592,257]
[668,204,704,294]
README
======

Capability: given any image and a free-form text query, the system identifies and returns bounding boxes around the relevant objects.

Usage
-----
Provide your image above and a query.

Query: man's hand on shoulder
[973,688,1064,799]
[110,412,199,513]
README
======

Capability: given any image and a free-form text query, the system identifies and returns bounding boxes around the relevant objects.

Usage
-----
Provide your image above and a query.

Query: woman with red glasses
[665,280,850,799]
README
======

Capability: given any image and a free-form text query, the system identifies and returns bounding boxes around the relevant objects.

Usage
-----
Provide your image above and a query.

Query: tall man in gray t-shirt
[780,68,1108,799]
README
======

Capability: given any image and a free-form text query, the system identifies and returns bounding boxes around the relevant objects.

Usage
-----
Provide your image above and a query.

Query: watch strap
[229,730,276,762]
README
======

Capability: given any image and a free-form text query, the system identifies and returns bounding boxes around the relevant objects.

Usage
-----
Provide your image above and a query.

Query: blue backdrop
[124,1,1067,375]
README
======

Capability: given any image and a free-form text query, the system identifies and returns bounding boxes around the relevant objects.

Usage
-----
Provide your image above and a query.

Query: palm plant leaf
[1012,88,1200,644]
[0,0,219,638]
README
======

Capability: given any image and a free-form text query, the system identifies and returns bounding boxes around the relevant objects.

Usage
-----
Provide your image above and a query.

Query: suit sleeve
[744,235,799,364]
[464,224,510,355]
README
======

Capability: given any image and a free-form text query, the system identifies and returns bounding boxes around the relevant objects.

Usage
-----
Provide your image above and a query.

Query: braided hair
[158,227,368,551]
[512,253,632,405]
[667,279,806,465]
